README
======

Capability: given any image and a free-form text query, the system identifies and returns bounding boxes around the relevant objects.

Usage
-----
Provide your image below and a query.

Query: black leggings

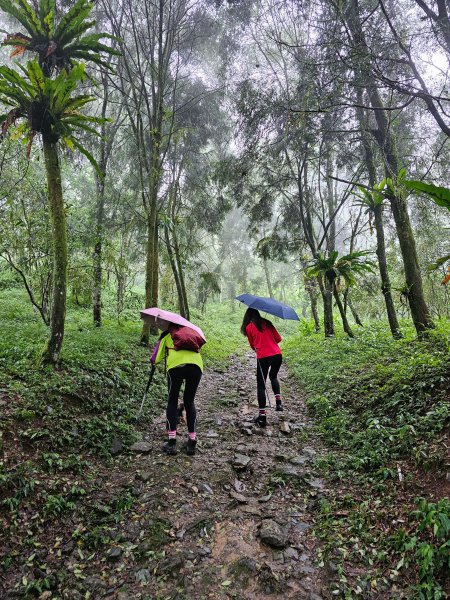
[256,354,282,408]
[166,364,202,432]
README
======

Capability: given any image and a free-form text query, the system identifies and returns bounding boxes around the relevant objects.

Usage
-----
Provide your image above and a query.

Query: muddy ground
[2,352,329,599]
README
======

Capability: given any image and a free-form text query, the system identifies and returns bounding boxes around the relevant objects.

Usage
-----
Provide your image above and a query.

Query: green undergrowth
[0,290,246,458]
[0,289,246,581]
[283,320,450,598]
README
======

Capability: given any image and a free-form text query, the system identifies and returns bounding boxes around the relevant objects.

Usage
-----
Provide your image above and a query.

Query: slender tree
[0,0,118,363]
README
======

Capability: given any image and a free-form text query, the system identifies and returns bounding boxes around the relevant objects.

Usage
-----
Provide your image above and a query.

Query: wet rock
[233,454,251,470]
[230,490,248,503]
[279,421,291,434]
[61,540,75,555]
[198,483,213,495]
[206,430,219,438]
[135,568,151,583]
[253,428,265,436]
[299,564,317,575]
[158,554,184,575]
[293,521,312,535]
[258,494,272,503]
[277,465,300,478]
[182,549,197,561]
[259,519,288,548]
[83,575,107,590]
[307,477,324,490]
[325,560,338,576]
[302,446,316,457]
[110,436,122,456]
[275,453,289,462]
[106,547,122,561]
[236,557,257,573]
[124,523,140,540]
[243,428,253,436]
[130,441,152,454]
[309,594,324,600]
[239,504,262,516]
[197,546,212,557]
[284,547,299,561]
[136,471,152,482]
[273,551,285,563]
[234,478,246,492]
[290,455,309,466]
[62,590,83,600]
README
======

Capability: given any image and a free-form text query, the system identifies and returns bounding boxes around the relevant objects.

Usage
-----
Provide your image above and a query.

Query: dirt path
[105,353,328,600]
[1,353,328,599]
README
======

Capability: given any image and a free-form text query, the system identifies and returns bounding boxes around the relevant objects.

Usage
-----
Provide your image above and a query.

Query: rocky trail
[2,353,330,600]
[104,353,328,600]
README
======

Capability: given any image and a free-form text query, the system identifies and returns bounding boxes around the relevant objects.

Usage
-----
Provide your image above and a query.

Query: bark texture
[42,140,67,364]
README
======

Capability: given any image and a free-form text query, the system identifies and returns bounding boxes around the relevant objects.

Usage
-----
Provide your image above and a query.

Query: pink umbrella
[140,307,206,341]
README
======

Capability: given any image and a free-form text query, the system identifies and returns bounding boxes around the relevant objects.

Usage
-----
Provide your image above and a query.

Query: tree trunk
[93,173,105,327]
[372,203,402,337]
[334,286,355,337]
[92,79,111,328]
[164,224,186,317]
[172,226,189,319]
[386,193,433,335]
[355,93,402,338]
[141,202,158,345]
[318,275,334,337]
[263,257,274,298]
[116,265,125,319]
[345,0,433,336]
[305,276,320,331]
[42,140,67,365]
[310,291,320,332]
[344,289,363,326]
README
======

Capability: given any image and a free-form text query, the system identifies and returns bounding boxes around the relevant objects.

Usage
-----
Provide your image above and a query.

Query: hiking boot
[275,401,284,412]
[254,414,267,428]
[163,440,177,455]
[186,438,197,456]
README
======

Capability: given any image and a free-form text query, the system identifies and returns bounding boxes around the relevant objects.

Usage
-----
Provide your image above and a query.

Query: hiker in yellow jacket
[153,329,203,456]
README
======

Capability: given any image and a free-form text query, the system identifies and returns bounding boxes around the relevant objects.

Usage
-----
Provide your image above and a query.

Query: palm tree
[0,0,117,76]
[307,250,376,338]
[0,0,118,364]
[0,61,106,363]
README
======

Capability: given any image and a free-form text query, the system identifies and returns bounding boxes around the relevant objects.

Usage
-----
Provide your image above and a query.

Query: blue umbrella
[236,293,300,321]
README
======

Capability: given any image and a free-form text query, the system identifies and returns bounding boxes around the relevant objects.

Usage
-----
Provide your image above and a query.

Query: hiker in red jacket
[241,308,283,427]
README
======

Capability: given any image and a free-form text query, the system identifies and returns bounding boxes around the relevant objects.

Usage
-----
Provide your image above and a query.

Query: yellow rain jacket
[154,332,204,372]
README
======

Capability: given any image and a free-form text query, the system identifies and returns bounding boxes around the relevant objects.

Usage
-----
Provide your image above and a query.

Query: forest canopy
[0,1,449,597]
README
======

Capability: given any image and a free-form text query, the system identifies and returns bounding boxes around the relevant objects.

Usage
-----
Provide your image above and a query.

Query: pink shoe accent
[188,432,197,441]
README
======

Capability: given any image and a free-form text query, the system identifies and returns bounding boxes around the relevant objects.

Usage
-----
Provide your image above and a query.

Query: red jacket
[245,321,282,359]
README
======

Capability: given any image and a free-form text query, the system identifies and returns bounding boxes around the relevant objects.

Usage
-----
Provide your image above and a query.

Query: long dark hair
[240,308,272,335]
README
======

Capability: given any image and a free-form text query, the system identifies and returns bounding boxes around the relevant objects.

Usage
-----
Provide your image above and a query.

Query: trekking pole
[134,363,156,422]
[257,358,272,408]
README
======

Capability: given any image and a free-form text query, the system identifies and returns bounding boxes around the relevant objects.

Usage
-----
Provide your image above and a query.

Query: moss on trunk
[42,140,67,365]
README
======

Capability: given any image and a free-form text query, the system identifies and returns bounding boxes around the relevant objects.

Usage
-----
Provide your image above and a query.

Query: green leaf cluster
[0,0,119,76]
